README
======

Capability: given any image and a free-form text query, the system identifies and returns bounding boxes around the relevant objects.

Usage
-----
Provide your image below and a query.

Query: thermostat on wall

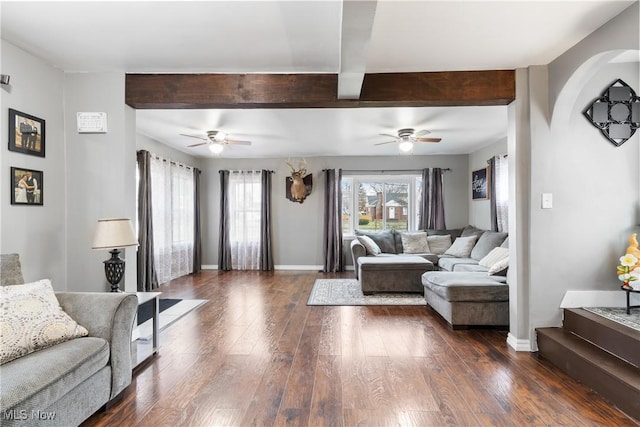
[77,112,108,133]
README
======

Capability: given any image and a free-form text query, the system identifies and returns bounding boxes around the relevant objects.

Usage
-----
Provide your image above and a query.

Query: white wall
[468,138,508,230]
[523,1,640,348]
[0,41,67,289]
[202,154,469,267]
[64,72,137,292]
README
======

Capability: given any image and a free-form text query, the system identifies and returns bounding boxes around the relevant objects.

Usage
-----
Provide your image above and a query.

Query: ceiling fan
[376,128,441,152]
[181,130,251,154]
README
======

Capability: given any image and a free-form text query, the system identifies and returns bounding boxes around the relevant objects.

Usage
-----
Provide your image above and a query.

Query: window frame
[341,173,421,237]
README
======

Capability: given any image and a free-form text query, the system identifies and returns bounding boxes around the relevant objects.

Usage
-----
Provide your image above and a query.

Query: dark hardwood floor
[83,271,638,426]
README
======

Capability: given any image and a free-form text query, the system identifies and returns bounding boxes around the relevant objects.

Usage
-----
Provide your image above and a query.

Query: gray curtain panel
[193,168,202,274]
[322,168,343,272]
[136,150,158,291]
[218,170,232,271]
[419,168,446,230]
[488,157,498,232]
[260,170,274,271]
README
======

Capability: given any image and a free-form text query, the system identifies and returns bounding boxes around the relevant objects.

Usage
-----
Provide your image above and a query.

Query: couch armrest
[350,238,366,279]
[55,292,138,399]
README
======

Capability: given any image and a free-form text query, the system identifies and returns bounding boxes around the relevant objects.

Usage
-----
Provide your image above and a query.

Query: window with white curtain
[229,170,262,270]
[150,156,194,284]
[495,155,509,232]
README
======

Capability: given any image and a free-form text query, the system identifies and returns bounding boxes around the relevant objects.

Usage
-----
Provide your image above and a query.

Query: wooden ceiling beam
[125,70,515,109]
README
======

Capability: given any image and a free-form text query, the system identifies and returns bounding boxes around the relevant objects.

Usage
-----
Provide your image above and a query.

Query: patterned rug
[307,279,426,306]
[583,307,640,332]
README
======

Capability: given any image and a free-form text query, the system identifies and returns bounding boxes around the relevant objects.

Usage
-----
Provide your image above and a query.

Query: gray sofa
[0,254,137,427]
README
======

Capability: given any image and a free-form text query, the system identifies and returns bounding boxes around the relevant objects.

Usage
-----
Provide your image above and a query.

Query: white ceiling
[2,0,635,158]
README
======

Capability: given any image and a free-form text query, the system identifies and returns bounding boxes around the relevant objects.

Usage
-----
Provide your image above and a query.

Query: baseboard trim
[275,265,323,271]
[507,333,533,352]
[202,265,217,270]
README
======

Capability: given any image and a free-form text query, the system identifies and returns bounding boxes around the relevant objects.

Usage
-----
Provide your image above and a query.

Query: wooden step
[537,327,640,421]
[563,308,640,368]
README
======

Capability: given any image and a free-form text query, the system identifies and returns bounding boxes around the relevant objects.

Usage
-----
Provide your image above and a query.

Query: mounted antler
[286,158,312,203]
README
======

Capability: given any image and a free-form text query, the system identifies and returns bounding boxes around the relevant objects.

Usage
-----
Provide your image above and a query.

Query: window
[228,171,262,270]
[341,174,420,235]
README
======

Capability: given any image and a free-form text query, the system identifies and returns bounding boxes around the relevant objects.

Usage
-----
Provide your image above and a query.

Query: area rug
[307,278,426,306]
[133,299,207,340]
[583,307,640,332]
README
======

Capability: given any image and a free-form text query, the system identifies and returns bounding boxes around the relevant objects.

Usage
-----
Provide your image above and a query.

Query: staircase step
[564,308,640,367]
[537,327,640,421]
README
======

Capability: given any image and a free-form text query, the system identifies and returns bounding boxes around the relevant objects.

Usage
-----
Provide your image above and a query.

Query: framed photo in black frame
[8,108,45,157]
[472,167,489,200]
[10,167,43,205]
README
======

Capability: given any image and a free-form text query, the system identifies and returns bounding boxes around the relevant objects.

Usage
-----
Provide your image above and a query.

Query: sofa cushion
[500,237,509,248]
[444,235,478,258]
[400,231,430,254]
[426,228,464,240]
[357,235,381,256]
[438,257,479,272]
[488,257,509,276]
[422,272,508,302]
[0,253,24,286]
[460,225,486,239]
[0,337,109,410]
[478,247,509,268]
[355,229,397,254]
[0,279,89,365]
[426,235,452,255]
[470,231,508,261]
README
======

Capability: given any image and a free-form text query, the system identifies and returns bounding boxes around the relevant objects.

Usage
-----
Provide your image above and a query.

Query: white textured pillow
[358,235,381,255]
[0,279,88,365]
[401,232,430,254]
[427,235,452,255]
[479,247,509,268]
[488,257,509,276]
[443,235,478,258]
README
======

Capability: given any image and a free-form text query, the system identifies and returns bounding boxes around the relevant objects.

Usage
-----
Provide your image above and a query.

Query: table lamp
[92,218,138,292]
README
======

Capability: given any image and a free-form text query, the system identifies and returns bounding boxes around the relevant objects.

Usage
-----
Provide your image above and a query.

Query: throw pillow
[426,234,452,255]
[460,225,486,238]
[357,235,382,255]
[0,279,88,365]
[400,231,430,254]
[355,229,396,254]
[478,247,509,268]
[488,257,509,276]
[443,235,478,258]
[470,231,508,261]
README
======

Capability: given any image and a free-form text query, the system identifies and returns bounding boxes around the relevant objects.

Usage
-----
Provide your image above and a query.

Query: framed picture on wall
[472,167,489,200]
[8,108,46,157]
[10,167,43,205]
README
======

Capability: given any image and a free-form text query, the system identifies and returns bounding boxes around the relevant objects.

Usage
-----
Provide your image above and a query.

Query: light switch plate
[542,193,553,209]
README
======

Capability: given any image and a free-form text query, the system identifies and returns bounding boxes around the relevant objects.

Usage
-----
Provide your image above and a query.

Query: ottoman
[358,256,434,295]
[422,271,509,328]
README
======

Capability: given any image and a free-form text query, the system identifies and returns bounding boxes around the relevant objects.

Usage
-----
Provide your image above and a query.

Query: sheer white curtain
[494,155,509,232]
[229,170,262,270]
[150,156,195,284]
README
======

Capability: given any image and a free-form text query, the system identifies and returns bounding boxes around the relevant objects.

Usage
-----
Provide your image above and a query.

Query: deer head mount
[285,158,312,203]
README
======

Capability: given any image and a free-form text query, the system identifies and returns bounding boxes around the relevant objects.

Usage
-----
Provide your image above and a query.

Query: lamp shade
[92,218,138,250]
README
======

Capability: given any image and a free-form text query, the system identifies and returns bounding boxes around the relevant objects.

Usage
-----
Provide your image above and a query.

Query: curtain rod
[326,168,452,173]
[221,169,275,173]
[487,154,508,164]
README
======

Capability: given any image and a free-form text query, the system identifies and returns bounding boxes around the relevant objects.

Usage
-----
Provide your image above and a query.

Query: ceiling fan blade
[374,140,396,146]
[415,137,442,143]
[187,142,210,148]
[415,129,432,137]
[379,133,398,139]
[180,133,208,141]
[226,139,251,146]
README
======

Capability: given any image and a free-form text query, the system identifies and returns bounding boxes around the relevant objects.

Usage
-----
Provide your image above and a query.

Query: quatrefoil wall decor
[583,79,640,147]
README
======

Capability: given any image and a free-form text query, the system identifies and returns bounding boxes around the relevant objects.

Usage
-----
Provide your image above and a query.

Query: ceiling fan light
[399,141,414,153]
[214,131,228,141]
[209,143,224,154]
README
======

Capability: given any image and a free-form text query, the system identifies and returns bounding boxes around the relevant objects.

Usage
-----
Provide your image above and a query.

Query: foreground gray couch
[0,254,137,427]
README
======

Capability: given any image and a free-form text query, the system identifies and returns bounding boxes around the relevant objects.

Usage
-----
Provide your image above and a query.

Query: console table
[622,286,640,315]
[133,291,161,370]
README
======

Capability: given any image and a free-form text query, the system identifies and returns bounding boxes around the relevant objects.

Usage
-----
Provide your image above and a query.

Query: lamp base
[104,249,125,292]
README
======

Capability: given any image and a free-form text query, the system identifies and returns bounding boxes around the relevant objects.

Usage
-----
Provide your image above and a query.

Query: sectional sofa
[350,225,510,327]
